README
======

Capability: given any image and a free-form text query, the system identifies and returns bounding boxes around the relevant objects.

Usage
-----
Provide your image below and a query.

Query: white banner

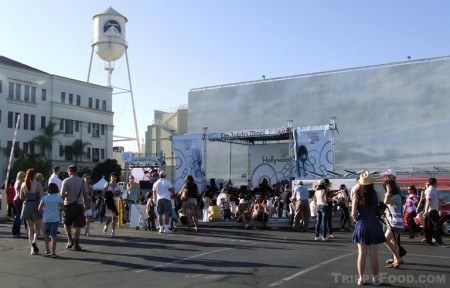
[250,143,294,188]
[294,125,332,178]
[172,134,204,192]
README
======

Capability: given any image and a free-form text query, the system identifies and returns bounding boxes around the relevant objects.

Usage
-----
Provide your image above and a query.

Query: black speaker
[210,178,216,187]
[139,180,152,190]
[240,185,248,193]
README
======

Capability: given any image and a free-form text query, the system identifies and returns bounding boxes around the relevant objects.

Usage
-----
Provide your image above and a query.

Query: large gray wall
[188,57,450,182]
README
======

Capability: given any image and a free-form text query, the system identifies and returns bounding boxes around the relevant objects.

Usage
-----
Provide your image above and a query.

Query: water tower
[87,6,141,153]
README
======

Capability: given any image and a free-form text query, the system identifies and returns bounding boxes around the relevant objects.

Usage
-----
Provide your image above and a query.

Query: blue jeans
[315,205,329,238]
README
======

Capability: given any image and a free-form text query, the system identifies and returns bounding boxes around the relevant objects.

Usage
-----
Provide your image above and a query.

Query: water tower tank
[92,7,127,62]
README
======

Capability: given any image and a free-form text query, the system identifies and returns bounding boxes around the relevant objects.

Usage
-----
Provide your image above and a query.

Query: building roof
[0,56,48,74]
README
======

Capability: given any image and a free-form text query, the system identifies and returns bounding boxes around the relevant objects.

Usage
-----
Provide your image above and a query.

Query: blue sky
[2,0,450,152]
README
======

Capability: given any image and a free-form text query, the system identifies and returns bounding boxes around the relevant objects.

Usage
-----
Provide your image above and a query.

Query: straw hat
[358,171,374,185]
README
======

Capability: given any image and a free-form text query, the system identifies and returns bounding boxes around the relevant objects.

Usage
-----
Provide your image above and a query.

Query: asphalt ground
[0,218,449,288]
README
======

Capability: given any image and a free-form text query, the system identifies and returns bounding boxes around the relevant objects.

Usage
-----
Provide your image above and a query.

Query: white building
[0,56,114,182]
[188,56,450,185]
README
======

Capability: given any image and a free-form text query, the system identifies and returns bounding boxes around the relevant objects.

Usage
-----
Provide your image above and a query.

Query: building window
[30,115,35,131]
[29,143,35,155]
[15,83,21,100]
[61,92,65,103]
[59,145,64,157]
[65,119,74,135]
[92,123,100,137]
[7,111,13,128]
[42,88,47,101]
[102,100,106,110]
[86,147,91,159]
[101,124,105,135]
[69,93,73,105]
[101,148,105,160]
[76,95,81,106]
[15,112,20,128]
[64,146,73,161]
[24,85,30,101]
[41,116,46,128]
[0,110,2,124]
[60,118,64,130]
[95,99,99,109]
[75,120,79,132]
[92,148,100,162]
[88,123,91,133]
[8,82,14,99]
[31,87,36,102]
[89,97,93,108]
[0,80,2,93]
[23,142,29,156]
[23,114,29,130]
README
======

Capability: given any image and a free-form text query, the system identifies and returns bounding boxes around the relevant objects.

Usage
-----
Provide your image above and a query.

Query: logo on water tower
[102,19,122,37]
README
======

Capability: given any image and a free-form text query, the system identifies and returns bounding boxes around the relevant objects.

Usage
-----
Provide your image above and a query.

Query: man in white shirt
[152,171,175,233]
[292,181,310,231]
[48,166,62,190]
[424,178,444,246]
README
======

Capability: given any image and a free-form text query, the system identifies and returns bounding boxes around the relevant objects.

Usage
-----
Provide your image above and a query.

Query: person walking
[102,172,121,237]
[404,185,419,239]
[61,165,87,251]
[48,166,62,190]
[292,181,310,232]
[351,171,385,286]
[313,180,330,241]
[152,171,175,233]
[126,175,141,204]
[424,178,445,246]
[20,168,45,255]
[179,175,200,231]
[82,174,94,236]
[6,181,16,219]
[38,183,64,257]
[383,179,403,269]
[11,171,26,238]
[334,184,350,231]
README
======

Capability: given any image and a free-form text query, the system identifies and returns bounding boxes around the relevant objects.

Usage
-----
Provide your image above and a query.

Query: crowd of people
[5,165,446,288]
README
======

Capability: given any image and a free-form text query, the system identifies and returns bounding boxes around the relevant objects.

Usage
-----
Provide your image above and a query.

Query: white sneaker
[159,227,164,233]
[322,237,328,241]
[314,236,322,241]
[163,229,172,234]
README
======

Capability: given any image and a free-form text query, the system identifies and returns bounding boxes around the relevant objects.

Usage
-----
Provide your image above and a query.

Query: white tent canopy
[93,177,108,191]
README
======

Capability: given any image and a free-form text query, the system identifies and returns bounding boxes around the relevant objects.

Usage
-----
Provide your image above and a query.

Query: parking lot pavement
[0,219,449,288]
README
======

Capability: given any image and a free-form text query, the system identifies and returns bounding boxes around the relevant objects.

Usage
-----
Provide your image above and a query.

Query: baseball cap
[383,169,396,177]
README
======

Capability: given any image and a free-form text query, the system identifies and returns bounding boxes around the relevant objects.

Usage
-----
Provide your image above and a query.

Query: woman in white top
[103,173,121,237]
[313,181,330,241]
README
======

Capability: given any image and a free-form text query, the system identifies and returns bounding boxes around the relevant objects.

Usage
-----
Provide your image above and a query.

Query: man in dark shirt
[280,184,292,217]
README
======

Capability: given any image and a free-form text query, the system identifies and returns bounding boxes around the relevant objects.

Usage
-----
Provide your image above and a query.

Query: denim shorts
[44,222,59,238]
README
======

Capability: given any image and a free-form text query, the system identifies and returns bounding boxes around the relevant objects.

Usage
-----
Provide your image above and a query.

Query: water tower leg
[125,49,141,153]
[87,46,95,82]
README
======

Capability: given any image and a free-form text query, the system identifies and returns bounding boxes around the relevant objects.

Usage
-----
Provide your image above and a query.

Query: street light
[329,116,338,172]
[169,129,176,183]
[203,127,208,192]
[287,120,294,180]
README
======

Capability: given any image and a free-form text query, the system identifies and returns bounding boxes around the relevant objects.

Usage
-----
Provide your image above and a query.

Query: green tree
[91,159,122,184]
[2,146,51,185]
[71,139,91,166]
[29,121,64,162]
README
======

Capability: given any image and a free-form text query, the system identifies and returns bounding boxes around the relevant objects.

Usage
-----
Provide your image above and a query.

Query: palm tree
[71,139,91,166]
[29,121,63,162]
